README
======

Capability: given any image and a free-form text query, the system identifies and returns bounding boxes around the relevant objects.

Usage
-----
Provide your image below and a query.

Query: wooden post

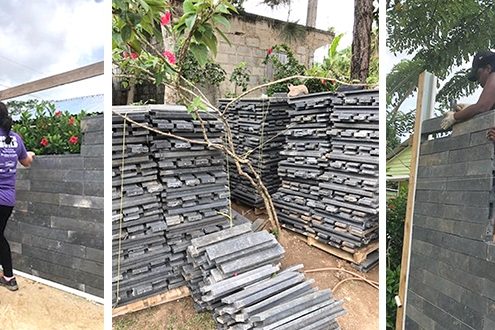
[395,71,436,329]
[0,61,104,101]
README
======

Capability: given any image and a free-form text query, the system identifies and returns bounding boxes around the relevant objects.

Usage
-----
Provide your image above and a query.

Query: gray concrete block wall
[405,111,495,330]
[5,114,104,298]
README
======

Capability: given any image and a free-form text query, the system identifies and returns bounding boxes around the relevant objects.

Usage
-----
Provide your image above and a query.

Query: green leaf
[214,27,231,46]
[190,43,209,67]
[121,24,132,42]
[183,0,195,14]
[202,30,218,57]
[216,3,230,14]
[212,15,230,28]
[185,14,197,30]
[137,0,150,12]
[329,33,343,58]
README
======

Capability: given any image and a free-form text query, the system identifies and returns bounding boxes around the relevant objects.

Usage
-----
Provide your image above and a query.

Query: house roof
[386,137,412,181]
[386,137,411,160]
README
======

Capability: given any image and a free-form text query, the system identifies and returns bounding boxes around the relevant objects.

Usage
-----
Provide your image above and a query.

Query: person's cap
[467,50,495,81]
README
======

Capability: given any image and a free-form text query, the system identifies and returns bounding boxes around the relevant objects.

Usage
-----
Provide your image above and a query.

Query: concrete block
[83,157,104,170]
[15,179,30,191]
[436,291,484,330]
[80,144,104,157]
[81,115,104,133]
[406,304,435,330]
[59,194,104,209]
[446,176,492,192]
[449,144,493,163]
[451,111,495,137]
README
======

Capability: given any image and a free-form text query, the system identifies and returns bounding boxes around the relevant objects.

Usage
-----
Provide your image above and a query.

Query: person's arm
[454,74,495,121]
[19,151,35,167]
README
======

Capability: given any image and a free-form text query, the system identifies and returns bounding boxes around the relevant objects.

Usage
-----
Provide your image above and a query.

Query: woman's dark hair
[0,102,13,144]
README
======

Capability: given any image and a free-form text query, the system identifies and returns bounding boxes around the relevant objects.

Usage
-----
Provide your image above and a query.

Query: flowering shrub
[262,44,305,95]
[12,102,85,155]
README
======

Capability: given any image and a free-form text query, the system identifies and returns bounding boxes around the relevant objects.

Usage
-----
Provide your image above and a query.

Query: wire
[0,54,44,75]
[114,114,128,308]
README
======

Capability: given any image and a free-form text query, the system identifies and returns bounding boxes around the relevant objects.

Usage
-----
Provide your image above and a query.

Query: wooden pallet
[306,236,379,265]
[281,226,378,265]
[112,286,190,317]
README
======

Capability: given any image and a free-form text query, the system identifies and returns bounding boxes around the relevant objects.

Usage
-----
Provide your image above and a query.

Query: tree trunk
[306,0,318,28]
[350,0,373,82]
[162,25,179,104]
[126,82,135,105]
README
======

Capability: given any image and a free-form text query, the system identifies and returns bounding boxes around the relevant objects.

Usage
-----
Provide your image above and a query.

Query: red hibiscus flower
[160,11,171,26]
[162,50,176,65]
[130,52,139,60]
[321,79,327,85]
[55,110,62,117]
[267,47,273,55]
[40,137,49,147]
[68,116,75,126]
[68,135,79,145]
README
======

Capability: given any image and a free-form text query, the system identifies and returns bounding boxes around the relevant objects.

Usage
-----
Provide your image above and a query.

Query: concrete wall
[405,111,495,330]
[214,13,332,98]
[113,12,333,105]
[5,115,104,298]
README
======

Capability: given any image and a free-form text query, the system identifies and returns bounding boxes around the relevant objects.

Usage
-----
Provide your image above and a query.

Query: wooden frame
[0,61,104,100]
[395,71,437,329]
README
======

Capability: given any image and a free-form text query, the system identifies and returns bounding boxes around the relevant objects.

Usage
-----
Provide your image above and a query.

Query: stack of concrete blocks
[220,98,290,208]
[149,106,233,289]
[317,90,379,254]
[112,105,237,306]
[404,110,495,330]
[111,108,168,305]
[7,115,104,297]
[185,222,345,329]
[273,90,379,268]
[273,92,337,235]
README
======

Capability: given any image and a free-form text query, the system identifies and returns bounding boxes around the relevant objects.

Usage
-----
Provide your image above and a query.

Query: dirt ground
[0,275,103,330]
[113,203,378,330]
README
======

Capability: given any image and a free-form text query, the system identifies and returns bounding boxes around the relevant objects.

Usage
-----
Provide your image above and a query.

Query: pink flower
[68,116,75,126]
[55,111,62,117]
[68,135,79,145]
[267,48,273,55]
[40,137,49,147]
[162,50,176,65]
[122,51,129,59]
[130,52,139,60]
[160,11,171,26]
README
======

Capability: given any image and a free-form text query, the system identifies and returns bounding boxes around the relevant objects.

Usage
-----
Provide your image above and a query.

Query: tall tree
[351,0,374,82]
[387,0,495,111]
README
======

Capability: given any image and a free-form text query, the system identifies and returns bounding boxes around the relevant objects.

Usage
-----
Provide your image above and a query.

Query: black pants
[0,205,14,277]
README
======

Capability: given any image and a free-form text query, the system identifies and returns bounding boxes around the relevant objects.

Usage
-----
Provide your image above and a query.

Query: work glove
[487,127,495,142]
[441,111,456,130]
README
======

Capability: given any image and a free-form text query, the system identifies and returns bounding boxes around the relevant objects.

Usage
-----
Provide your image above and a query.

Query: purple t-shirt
[0,129,27,206]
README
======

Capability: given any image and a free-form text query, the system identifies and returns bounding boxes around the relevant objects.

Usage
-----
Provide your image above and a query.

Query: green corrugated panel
[386,146,412,180]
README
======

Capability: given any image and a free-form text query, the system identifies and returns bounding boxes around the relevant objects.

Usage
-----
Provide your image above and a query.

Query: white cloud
[0,0,106,101]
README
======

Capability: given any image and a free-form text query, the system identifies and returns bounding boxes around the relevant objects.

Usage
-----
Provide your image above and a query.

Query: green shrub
[13,102,85,155]
[263,44,305,95]
[386,186,408,330]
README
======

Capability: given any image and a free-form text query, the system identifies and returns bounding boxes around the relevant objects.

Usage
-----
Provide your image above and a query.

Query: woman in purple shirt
[0,102,34,291]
